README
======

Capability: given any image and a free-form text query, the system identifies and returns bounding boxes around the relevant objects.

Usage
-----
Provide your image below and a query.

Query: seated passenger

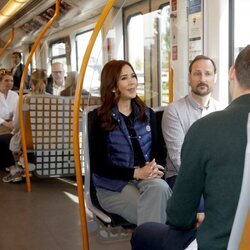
[46,62,66,95]
[131,45,250,250]
[58,70,90,96]
[2,69,47,183]
[0,70,18,170]
[60,71,78,96]
[161,55,223,189]
[0,70,18,135]
[90,60,172,225]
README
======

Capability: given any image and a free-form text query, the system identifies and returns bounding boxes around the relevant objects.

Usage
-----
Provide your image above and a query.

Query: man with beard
[162,55,223,189]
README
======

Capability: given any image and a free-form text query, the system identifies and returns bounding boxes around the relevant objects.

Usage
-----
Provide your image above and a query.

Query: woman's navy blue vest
[93,103,152,192]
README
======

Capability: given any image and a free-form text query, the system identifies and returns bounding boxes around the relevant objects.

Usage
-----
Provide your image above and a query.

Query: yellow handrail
[239,210,250,249]
[73,0,115,249]
[168,52,174,103]
[19,0,60,192]
[0,28,14,58]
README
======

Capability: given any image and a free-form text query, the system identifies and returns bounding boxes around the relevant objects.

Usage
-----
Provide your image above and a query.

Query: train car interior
[0,0,250,249]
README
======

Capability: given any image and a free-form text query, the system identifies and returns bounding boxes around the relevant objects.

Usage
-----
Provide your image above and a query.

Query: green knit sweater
[167,94,250,250]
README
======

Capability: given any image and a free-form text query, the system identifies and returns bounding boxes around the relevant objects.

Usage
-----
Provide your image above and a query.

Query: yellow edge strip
[239,210,250,249]
[19,0,60,193]
[73,0,116,249]
[168,52,174,103]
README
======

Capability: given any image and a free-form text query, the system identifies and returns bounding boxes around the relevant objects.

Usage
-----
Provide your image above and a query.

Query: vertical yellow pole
[239,211,250,249]
[73,1,115,249]
[168,52,174,103]
[19,0,60,192]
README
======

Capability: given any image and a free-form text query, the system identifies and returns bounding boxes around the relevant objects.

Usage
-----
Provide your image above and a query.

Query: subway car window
[75,30,102,95]
[125,2,170,107]
[50,41,67,65]
[51,42,66,57]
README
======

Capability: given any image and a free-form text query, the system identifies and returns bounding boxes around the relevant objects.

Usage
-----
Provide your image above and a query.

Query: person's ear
[229,65,235,81]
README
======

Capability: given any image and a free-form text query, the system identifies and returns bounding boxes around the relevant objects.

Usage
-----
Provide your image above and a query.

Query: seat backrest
[227,112,250,249]
[23,95,84,177]
[83,106,136,227]
[153,106,167,167]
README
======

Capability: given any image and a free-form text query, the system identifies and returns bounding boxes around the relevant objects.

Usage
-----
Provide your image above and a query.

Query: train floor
[0,170,132,250]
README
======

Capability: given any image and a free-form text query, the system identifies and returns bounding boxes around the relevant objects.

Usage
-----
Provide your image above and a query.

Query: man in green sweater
[131,45,250,250]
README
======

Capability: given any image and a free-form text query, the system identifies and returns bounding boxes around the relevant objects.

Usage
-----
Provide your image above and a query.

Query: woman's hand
[2,120,13,131]
[133,159,164,180]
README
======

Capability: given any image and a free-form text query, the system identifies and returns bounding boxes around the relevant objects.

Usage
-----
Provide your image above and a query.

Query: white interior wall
[204,0,229,106]
[171,0,229,106]
[170,0,189,101]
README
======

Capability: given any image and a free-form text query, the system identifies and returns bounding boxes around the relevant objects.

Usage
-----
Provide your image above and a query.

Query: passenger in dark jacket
[131,45,250,250]
[90,60,172,226]
[11,52,29,90]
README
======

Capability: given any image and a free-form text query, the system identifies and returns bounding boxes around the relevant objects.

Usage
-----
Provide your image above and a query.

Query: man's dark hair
[12,51,22,59]
[234,45,250,89]
[189,55,216,74]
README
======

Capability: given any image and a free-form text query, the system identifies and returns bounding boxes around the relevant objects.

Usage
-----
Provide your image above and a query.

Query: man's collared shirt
[52,81,65,96]
[162,92,224,178]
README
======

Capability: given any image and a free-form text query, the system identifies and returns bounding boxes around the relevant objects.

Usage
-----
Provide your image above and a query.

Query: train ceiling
[0,0,139,47]
[0,0,104,35]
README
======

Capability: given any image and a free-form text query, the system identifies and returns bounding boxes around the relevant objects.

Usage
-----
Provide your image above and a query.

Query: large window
[75,30,102,95]
[50,40,67,66]
[125,3,170,107]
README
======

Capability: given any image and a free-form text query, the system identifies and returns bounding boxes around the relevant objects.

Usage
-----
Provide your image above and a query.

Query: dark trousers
[131,222,197,250]
[0,134,15,169]
[166,175,177,190]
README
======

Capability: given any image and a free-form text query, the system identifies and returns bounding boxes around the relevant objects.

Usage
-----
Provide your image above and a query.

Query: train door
[123,0,170,107]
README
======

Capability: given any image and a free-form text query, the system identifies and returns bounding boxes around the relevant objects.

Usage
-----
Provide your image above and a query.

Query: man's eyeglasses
[52,71,64,74]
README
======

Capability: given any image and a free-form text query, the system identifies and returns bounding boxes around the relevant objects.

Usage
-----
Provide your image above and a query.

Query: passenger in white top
[162,55,224,188]
[0,70,19,135]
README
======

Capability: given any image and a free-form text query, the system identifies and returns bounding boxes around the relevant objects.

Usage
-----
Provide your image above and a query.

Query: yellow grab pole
[168,52,174,103]
[73,0,115,249]
[19,0,60,192]
[239,210,250,249]
[0,28,14,58]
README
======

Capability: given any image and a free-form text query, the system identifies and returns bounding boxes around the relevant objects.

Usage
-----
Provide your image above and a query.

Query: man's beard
[192,82,211,96]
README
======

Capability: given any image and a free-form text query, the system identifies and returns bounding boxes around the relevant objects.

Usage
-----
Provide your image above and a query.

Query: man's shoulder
[166,95,189,112]
[210,97,225,110]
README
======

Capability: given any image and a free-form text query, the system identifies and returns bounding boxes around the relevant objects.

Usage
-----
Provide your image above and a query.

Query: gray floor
[0,171,132,250]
